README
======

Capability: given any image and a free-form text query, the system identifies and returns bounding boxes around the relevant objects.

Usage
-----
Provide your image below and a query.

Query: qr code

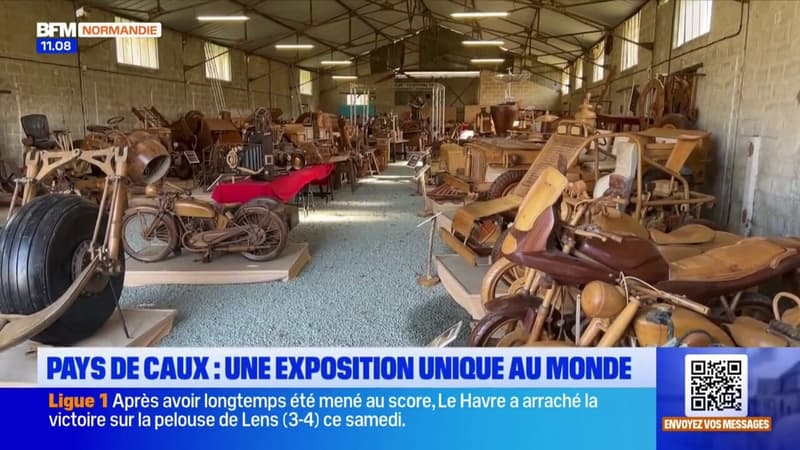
[684,354,748,417]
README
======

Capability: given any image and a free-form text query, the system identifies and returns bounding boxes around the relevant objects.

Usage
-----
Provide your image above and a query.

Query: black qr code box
[684,354,748,417]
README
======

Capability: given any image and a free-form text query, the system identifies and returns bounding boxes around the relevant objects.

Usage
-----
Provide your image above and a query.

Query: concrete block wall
[0,0,316,166]
[565,0,800,236]
[479,70,560,111]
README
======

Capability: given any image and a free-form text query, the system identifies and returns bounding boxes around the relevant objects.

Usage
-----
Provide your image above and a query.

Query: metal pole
[417,211,441,287]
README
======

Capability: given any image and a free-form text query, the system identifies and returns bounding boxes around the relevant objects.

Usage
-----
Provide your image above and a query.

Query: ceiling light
[400,71,480,79]
[462,40,504,46]
[451,12,509,18]
[275,44,314,49]
[332,75,358,80]
[197,15,250,21]
[471,59,505,63]
[321,60,352,65]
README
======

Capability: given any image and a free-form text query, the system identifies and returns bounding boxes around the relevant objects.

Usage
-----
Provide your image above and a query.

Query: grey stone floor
[120,163,471,346]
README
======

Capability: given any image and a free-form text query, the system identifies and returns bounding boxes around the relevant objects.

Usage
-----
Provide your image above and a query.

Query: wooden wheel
[480,257,531,307]
[637,79,665,129]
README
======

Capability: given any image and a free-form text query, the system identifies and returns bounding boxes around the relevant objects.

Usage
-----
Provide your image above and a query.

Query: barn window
[204,42,232,81]
[592,41,605,82]
[299,69,313,96]
[115,17,159,69]
[346,94,368,105]
[673,0,712,48]
[561,67,570,95]
[574,58,583,90]
[621,12,640,70]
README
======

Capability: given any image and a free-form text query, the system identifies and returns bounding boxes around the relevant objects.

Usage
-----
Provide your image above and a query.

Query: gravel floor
[120,163,472,346]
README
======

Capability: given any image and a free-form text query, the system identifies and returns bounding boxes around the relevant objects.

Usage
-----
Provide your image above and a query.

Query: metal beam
[229,0,359,57]
[334,0,395,44]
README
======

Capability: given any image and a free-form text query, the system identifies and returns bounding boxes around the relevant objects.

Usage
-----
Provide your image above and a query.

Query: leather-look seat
[20,114,58,150]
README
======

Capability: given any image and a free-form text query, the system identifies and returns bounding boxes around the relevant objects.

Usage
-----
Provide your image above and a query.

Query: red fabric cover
[211,163,334,203]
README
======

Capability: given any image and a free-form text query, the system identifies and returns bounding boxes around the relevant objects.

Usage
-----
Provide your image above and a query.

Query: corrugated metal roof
[83,0,647,73]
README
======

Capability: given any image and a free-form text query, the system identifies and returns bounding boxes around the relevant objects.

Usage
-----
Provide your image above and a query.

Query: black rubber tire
[0,195,124,345]
[657,113,692,130]
[487,170,526,199]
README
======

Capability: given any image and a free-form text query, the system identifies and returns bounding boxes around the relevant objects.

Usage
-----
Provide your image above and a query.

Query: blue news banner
[0,347,797,450]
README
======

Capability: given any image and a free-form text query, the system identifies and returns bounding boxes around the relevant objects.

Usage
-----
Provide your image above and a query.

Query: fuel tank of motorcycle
[577,235,669,284]
[581,281,627,319]
[634,305,734,347]
[174,199,217,218]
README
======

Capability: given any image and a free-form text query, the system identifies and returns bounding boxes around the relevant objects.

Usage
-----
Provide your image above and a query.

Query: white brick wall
[0,1,310,165]
[565,0,800,236]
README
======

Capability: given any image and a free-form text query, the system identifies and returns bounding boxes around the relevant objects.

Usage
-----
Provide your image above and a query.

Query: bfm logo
[37,23,77,38]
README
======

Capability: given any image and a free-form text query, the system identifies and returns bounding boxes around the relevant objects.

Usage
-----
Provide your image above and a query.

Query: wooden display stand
[0,308,176,385]
[435,255,488,320]
[124,242,310,286]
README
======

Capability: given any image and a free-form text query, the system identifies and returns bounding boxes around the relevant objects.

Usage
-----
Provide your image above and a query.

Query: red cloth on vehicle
[211,163,334,203]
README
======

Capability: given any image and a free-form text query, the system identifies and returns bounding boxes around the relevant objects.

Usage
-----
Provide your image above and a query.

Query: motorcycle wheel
[712,292,787,323]
[481,257,532,308]
[121,207,177,262]
[0,195,124,345]
[234,204,288,262]
[468,312,527,347]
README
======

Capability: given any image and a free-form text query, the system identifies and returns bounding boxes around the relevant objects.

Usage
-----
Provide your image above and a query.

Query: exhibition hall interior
[1,0,800,381]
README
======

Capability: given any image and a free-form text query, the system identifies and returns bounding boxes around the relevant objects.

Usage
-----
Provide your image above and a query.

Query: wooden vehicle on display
[0,132,172,351]
[459,167,800,348]
[432,137,545,202]
[122,182,290,264]
[438,121,593,265]
[440,123,717,265]
[130,107,196,180]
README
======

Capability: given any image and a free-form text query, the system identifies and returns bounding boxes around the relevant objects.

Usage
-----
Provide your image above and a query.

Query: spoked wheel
[481,257,533,307]
[234,204,288,261]
[121,207,177,262]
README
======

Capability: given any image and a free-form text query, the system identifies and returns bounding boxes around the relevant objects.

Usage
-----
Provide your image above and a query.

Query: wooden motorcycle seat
[657,231,742,262]
[650,224,716,245]
[592,212,650,240]
[668,239,796,283]
[724,316,788,347]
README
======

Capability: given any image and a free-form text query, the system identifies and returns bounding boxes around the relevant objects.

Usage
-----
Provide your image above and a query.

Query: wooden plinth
[435,254,489,320]
[124,242,310,286]
[0,308,176,385]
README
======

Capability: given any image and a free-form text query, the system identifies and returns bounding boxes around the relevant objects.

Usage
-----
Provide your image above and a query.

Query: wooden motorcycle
[0,132,171,350]
[121,183,288,263]
[568,278,800,348]
[465,166,800,347]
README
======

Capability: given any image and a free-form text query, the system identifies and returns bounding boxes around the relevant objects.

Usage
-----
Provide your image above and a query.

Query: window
[204,42,231,81]
[673,0,712,48]
[592,41,605,82]
[299,69,313,96]
[561,67,570,95]
[621,12,640,70]
[574,58,583,90]
[115,17,159,69]
[346,94,368,105]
